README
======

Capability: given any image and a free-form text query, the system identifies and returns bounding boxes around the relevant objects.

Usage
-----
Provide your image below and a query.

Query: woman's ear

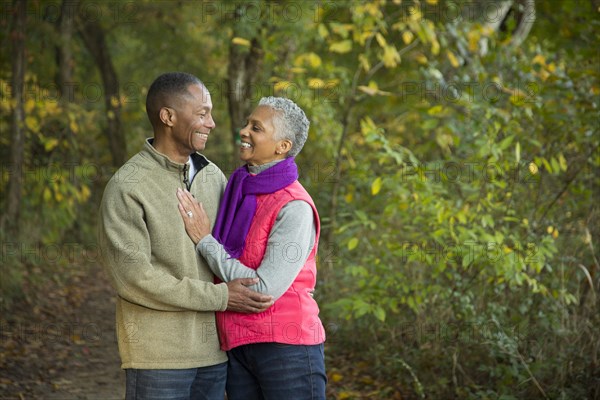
[159,107,175,127]
[278,139,293,156]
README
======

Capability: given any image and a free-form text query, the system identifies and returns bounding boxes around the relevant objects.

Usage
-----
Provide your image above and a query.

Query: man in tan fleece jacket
[98,72,273,399]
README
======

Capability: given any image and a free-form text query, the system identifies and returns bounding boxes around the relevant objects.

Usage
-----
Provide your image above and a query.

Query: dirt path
[0,265,125,399]
[1,264,400,400]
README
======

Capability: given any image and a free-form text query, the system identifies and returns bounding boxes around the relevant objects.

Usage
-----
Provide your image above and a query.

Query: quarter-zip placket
[182,163,190,190]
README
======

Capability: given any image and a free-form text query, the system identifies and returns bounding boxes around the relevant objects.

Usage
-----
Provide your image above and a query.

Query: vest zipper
[182,163,190,190]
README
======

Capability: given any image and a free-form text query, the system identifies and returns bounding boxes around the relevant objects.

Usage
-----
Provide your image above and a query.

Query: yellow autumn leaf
[338,391,352,400]
[431,39,440,55]
[344,193,353,203]
[348,238,359,251]
[558,153,568,171]
[80,185,91,201]
[528,162,538,175]
[532,54,546,65]
[382,45,400,67]
[447,50,460,68]
[359,54,370,71]
[375,32,386,48]
[360,116,377,135]
[331,372,343,382]
[371,177,382,195]
[110,96,120,108]
[357,30,372,45]
[45,101,59,115]
[584,229,592,244]
[360,375,376,385]
[308,78,325,89]
[402,31,414,44]
[329,40,352,54]
[232,37,251,47]
[24,98,36,113]
[358,85,378,96]
[427,105,444,115]
[71,334,85,345]
[415,53,428,64]
[44,138,59,152]
[363,2,382,17]
[273,81,292,92]
[43,187,52,202]
[25,116,40,132]
[467,30,480,52]
[290,67,306,74]
[54,190,64,202]
[330,23,352,38]
[410,8,422,21]
[308,53,322,68]
[296,53,322,68]
[318,24,328,39]
[69,120,79,134]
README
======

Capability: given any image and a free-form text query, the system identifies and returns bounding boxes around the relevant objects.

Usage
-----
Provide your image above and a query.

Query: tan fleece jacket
[98,139,228,369]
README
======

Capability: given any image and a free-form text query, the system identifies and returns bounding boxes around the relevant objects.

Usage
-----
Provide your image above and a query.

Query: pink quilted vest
[216,181,325,351]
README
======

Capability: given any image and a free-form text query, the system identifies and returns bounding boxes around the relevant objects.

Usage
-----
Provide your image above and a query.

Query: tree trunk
[480,0,536,56]
[57,0,79,97]
[1,0,27,236]
[78,18,126,167]
[226,6,263,168]
[509,0,536,49]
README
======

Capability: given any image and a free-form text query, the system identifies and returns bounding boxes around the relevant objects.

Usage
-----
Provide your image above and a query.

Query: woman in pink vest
[177,97,326,399]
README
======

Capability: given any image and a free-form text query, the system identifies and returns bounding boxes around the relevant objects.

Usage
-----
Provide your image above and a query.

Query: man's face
[172,84,215,155]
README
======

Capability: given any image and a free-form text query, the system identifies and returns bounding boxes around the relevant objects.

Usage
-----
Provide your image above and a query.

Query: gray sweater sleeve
[197,200,316,300]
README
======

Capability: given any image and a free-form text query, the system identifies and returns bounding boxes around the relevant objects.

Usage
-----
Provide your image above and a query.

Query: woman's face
[239,105,289,166]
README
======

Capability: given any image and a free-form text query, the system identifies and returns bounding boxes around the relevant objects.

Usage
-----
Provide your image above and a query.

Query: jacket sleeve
[97,178,228,312]
[197,200,316,300]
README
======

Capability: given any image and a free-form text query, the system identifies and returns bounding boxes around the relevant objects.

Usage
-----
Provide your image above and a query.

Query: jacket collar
[142,138,208,172]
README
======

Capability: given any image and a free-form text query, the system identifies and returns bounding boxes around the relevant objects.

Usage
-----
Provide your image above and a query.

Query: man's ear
[278,139,293,156]
[159,107,175,127]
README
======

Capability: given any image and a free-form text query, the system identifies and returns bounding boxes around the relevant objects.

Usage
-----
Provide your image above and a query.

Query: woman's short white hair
[258,97,309,158]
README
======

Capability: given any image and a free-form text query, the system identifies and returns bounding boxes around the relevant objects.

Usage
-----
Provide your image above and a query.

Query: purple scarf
[213,157,299,258]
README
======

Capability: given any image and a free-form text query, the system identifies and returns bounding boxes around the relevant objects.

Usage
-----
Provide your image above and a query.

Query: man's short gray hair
[258,97,310,158]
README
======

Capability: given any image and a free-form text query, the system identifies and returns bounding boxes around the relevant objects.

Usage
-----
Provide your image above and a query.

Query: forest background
[1,0,599,399]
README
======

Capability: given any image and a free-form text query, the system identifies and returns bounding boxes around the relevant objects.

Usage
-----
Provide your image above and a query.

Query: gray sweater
[197,160,316,300]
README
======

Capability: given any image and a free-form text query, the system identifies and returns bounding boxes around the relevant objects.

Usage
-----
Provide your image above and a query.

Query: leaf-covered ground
[0,265,406,399]
[0,266,125,399]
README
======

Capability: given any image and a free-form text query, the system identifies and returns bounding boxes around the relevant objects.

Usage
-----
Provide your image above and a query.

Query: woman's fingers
[177,202,188,220]
[176,188,187,208]
[175,188,213,245]
[198,202,208,221]
[177,188,199,216]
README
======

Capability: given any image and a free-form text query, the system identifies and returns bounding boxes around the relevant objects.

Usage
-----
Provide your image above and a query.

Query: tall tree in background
[78,11,125,167]
[57,0,79,95]
[1,0,27,236]
[226,4,263,167]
